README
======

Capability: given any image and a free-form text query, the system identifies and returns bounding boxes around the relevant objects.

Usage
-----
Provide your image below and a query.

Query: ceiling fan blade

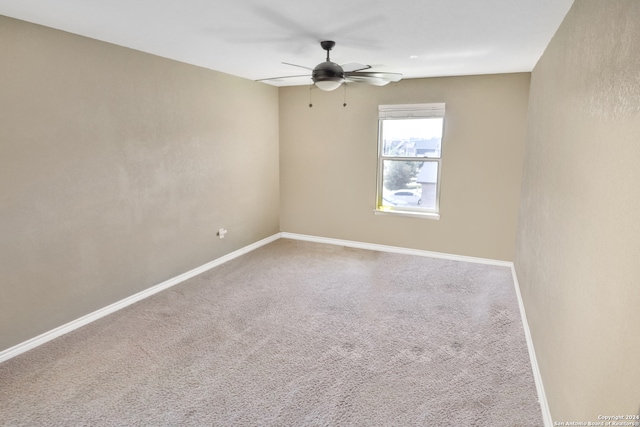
[256,74,311,82]
[341,62,371,73]
[344,76,391,86]
[282,62,314,71]
[345,71,403,82]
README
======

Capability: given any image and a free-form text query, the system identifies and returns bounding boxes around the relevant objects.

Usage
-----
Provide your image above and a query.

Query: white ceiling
[0,0,574,87]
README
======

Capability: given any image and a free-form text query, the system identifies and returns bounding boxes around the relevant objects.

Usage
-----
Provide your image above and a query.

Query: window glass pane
[381,118,443,158]
[381,160,438,209]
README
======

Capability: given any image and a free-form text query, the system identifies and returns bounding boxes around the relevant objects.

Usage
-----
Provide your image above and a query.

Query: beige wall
[0,16,280,351]
[515,0,640,420]
[279,74,530,261]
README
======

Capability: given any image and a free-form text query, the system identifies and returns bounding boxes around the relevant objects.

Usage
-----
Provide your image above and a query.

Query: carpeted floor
[0,239,542,426]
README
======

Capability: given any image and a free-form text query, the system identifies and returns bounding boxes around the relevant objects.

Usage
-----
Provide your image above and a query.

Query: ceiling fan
[257,41,403,91]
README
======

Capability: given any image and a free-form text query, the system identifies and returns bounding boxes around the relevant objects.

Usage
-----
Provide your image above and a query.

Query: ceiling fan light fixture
[315,79,343,91]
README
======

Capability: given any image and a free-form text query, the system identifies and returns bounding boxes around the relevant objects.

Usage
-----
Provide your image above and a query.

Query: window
[376,103,445,218]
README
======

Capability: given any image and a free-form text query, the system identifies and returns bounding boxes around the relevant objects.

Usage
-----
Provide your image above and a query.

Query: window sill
[374,208,440,220]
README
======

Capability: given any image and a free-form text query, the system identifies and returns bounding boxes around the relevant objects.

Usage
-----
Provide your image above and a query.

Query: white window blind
[378,103,445,119]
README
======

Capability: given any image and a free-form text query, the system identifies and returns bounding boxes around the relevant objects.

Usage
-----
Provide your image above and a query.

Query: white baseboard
[280,232,513,267]
[0,230,551,427]
[0,233,280,364]
[510,266,552,427]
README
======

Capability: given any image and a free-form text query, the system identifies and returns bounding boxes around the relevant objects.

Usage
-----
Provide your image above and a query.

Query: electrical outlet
[217,228,228,239]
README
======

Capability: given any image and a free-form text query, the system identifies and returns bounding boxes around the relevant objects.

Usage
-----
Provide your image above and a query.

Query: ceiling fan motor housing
[312,61,345,89]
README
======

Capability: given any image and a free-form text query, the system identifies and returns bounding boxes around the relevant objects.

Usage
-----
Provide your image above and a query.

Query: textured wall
[0,16,280,351]
[279,74,530,261]
[515,0,640,419]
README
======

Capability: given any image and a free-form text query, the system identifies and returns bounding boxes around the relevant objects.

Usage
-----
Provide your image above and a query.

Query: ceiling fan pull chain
[343,84,347,107]
[309,84,313,108]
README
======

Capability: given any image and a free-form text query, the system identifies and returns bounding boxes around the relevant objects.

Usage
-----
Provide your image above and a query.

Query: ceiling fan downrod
[320,40,336,61]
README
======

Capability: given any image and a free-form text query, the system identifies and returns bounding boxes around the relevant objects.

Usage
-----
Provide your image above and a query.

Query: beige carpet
[0,239,542,426]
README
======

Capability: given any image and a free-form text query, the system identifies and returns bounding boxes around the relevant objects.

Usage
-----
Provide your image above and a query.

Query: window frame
[375,103,445,219]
